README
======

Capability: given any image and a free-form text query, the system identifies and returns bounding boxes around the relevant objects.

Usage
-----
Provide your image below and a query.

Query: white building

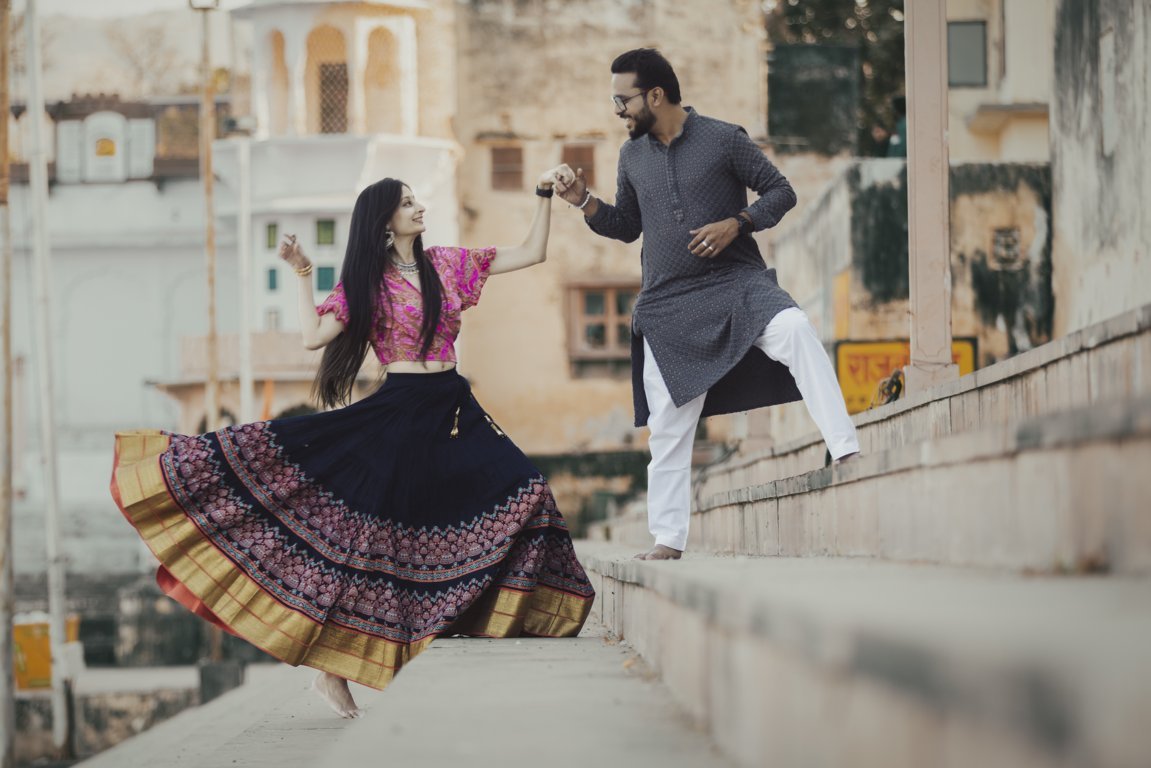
[8,94,234,596]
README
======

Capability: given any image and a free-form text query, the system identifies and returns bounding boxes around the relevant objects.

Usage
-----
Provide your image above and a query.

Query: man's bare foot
[834,451,860,466]
[633,544,683,561]
[312,671,363,719]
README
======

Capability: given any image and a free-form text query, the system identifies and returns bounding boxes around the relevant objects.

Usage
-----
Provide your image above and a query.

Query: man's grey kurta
[586,108,803,427]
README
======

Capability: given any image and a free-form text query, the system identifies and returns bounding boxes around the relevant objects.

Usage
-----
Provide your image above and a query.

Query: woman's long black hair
[313,178,443,408]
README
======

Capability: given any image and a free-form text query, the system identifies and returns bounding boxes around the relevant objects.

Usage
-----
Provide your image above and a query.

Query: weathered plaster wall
[758,158,1053,448]
[1051,0,1151,334]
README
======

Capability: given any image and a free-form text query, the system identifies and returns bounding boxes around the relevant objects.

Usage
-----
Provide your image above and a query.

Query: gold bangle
[295,264,313,277]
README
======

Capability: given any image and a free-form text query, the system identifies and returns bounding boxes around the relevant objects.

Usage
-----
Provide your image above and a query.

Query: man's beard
[626,106,656,139]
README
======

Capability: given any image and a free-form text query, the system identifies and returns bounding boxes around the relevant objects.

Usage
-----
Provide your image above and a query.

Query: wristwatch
[736,215,755,236]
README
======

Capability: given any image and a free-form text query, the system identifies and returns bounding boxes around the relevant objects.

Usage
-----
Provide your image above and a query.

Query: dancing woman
[110,171,595,718]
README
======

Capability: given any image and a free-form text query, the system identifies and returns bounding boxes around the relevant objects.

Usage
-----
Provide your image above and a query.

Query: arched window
[306,26,348,134]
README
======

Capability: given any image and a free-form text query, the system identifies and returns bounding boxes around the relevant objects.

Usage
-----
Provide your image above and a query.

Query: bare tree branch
[106,22,184,97]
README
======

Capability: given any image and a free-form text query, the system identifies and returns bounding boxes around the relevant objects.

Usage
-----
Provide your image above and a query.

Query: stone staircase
[581,303,1151,768]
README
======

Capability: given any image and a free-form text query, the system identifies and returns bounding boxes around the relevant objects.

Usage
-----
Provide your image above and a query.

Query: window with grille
[562,144,596,188]
[317,266,337,292]
[320,62,349,133]
[266,222,278,250]
[568,283,639,376]
[491,146,523,191]
[316,219,336,246]
[948,21,988,87]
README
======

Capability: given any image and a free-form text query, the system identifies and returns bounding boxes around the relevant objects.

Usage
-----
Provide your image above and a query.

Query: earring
[385,230,395,250]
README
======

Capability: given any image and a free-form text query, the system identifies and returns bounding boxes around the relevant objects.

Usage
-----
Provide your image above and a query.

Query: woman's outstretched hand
[279,234,311,271]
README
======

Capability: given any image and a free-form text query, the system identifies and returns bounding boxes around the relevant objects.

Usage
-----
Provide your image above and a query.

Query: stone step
[77,621,733,768]
[700,302,1151,495]
[578,541,1151,768]
[318,625,732,768]
[600,394,1151,575]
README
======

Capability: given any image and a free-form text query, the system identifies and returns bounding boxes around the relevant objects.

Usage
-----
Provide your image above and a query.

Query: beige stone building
[454,0,771,458]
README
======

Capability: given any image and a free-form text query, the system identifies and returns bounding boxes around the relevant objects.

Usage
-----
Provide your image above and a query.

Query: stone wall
[773,159,1052,362]
[1051,0,1151,335]
[529,450,649,537]
[16,686,198,764]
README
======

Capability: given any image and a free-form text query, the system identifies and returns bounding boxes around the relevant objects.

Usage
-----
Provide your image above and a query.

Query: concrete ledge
[75,666,311,768]
[700,302,1151,494]
[78,633,733,768]
[707,395,1151,508]
[579,541,1151,768]
[611,396,1151,574]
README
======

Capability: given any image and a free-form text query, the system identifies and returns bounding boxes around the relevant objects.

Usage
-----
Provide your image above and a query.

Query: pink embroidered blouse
[315,245,496,365]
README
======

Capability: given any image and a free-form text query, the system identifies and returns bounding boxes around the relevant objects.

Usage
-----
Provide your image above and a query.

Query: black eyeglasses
[612,89,651,113]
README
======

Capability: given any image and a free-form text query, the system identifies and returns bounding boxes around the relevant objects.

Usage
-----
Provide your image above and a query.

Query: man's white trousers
[643,307,860,551]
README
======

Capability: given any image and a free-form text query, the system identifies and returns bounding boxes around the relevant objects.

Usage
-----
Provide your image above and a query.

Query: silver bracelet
[576,190,593,210]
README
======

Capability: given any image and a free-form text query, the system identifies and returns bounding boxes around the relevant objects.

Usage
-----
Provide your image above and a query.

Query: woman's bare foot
[312,672,363,719]
[633,544,683,561]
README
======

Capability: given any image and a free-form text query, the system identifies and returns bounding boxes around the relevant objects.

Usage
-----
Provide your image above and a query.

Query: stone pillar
[346,23,369,135]
[902,0,959,392]
[396,16,419,136]
[251,34,271,140]
[284,27,308,137]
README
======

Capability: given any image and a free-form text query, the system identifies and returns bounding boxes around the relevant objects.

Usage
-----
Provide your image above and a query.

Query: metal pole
[24,0,71,751]
[199,8,221,433]
[0,2,17,764]
[237,139,254,423]
[195,6,226,664]
[902,0,959,392]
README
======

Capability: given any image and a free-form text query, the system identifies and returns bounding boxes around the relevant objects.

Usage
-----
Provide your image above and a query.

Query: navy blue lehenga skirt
[110,370,595,689]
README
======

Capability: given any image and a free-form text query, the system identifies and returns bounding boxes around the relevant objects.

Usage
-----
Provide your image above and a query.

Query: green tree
[766,0,905,156]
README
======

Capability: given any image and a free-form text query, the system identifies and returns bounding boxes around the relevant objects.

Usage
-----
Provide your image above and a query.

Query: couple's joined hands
[550,163,587,206]
[537,165,569,191]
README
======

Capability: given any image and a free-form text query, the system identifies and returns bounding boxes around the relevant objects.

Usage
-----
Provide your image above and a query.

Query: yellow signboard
[835,339,976,414]
[13,615,80,691]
